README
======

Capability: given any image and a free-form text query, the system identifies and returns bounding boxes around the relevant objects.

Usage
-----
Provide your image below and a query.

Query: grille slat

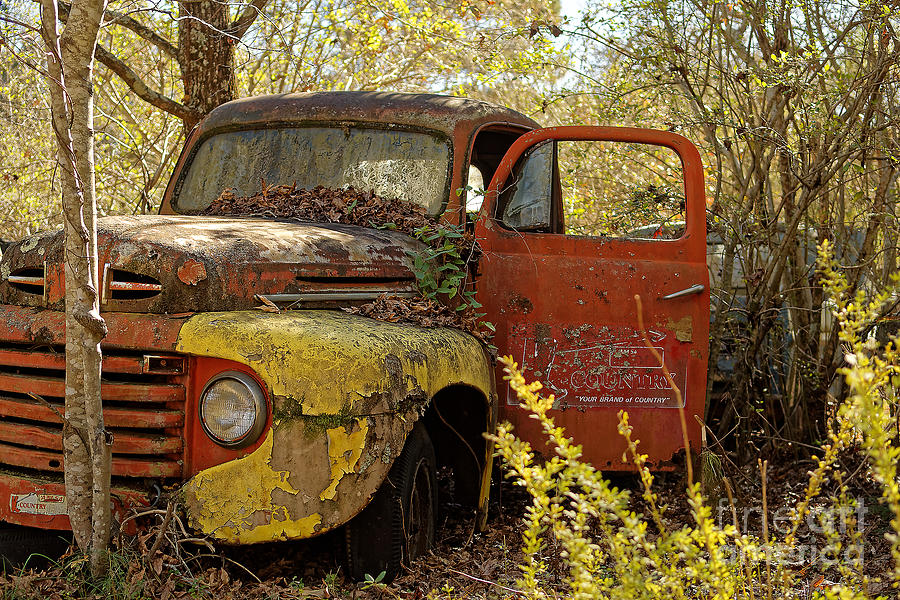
[103,267,163,302]
[0,372,184,403]
[7,267,45,295]
[0,349,149,374]
[0,396,184,429]
[0,443,182,478]
[0,344,187,478]
[0,421,183,455]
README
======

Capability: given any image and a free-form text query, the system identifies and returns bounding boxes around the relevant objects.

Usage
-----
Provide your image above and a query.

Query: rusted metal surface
[1,218,423,314]
[177,259,207,286]
[108,281,163,293]
[0,305,194,499]
[185,92,536,144]
[476,126,709,470]
[0,445,182,478]
[176,310,493,543]
[0,303,186,349]
[0,397,183,429]
[0,350,162,374]
[0,336,189,478]
[0,421,182,454]
[0,373,183,403]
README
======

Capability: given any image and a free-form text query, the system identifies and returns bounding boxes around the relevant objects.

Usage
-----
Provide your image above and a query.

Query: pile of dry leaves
[202,184,432,233]
[347,294,490,342]
[204,184,491,341]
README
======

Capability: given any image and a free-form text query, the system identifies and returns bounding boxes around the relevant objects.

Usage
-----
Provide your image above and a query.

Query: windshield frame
[168,120,455,216]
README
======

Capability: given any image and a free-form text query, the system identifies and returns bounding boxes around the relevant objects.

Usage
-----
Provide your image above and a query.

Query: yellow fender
[176,310,493,543]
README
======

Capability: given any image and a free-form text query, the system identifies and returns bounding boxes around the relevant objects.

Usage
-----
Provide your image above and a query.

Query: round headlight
[199,371,267,447]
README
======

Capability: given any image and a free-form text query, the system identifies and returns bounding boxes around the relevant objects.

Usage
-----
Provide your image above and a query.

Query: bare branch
[59,1,179,58]
[103,6,178,58]
[93,44,200,123]
[230,0,270,40]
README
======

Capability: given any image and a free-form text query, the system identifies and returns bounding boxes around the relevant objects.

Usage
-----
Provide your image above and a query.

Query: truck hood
[0,215,423,313]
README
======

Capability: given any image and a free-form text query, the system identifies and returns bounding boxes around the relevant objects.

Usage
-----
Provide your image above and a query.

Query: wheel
[344,423,437,583]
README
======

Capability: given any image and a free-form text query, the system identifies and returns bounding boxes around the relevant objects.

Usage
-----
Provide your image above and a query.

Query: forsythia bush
[492,240,899,599]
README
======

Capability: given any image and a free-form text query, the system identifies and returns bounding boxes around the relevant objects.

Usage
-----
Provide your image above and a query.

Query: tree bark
[40,0,110,577]
[177,0,240,130]
[60,1,268,132]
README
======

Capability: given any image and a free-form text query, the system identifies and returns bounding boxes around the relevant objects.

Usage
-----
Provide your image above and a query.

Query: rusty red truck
[0,92,709,579]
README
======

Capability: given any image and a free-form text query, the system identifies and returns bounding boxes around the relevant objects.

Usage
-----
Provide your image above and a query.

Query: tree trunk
[40,0,110,577]
[178,0,236,131]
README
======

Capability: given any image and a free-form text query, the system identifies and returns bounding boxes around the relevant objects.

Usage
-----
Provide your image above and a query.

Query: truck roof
[196,91,541,136]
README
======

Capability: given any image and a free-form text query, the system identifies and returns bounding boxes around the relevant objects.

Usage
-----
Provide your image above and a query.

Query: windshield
[172,126,452,214]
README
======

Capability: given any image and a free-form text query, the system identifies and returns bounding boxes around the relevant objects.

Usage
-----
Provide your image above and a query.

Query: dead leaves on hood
[254,294,281,313]
[343,293,492,343]
[205,184,490,341]
[202,183,431,234]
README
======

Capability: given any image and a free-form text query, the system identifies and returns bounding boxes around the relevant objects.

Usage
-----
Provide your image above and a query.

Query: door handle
[661,284,705,300]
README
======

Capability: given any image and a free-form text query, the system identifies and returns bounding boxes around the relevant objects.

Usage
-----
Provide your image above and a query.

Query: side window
[466,165,485,213]
[559,141,686,239]
[466,126,530,222]
[493,140,687,238]
[499,141,554,231]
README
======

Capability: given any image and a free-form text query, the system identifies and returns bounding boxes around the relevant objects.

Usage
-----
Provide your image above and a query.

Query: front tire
[344,423,437,583]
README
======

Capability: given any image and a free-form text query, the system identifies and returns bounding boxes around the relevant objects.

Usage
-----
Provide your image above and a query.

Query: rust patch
[177,259,207,286]
[507,292,534,314]
[668,315,693,343]
[4,215,423,314]
[534,322,552,344]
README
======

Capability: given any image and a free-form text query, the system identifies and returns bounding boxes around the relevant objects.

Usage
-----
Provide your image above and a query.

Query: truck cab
[0,92,708,579]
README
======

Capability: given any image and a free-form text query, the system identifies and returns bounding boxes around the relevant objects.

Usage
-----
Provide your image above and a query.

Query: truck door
[474,127,709,470]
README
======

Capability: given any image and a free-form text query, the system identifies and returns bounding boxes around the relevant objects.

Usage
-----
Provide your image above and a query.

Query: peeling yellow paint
[183,429,320,543]
[214,511,322,543]
[178,310,494,544]
[320,418,368,501]
[176,310,492,415]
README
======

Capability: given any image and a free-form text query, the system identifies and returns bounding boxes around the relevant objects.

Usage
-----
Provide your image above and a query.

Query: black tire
[0,523,71,572]
[344,423,437,583]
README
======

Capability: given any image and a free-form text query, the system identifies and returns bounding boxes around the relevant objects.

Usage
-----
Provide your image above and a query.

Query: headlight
[199,371,267,447]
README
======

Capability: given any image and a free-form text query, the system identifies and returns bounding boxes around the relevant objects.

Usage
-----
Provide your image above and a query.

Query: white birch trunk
[39,0,110,576]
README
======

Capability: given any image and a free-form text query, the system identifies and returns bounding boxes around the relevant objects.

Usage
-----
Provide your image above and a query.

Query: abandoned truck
[0,92,709,578]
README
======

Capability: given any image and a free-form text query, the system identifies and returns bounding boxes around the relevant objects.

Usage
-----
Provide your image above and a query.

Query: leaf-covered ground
[0,460,892,599]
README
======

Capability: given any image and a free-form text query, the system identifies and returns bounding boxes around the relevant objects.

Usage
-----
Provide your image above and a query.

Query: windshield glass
[172,126,452,214]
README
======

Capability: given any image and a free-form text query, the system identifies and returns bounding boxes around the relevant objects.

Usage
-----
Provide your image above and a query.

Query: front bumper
[0,471,148,531]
